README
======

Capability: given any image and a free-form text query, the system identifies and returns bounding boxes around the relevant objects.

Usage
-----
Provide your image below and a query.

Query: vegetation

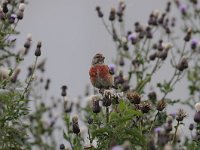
[1,0,200,150]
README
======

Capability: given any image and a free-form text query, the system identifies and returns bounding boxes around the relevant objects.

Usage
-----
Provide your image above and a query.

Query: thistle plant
[60,0,200,149]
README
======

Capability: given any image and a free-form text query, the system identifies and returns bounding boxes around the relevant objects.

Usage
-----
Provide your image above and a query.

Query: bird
[89,53,114,89]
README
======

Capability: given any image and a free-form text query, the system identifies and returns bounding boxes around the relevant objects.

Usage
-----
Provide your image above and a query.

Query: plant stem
[150,58,160,75]
[21,56,38,99]
[88,128,93,145]
[101,18,112,36]
[139,118,143,135]
[106,107,109,124]
[171,121,180,145]
[149,111,159,133]
[75,134,79,149]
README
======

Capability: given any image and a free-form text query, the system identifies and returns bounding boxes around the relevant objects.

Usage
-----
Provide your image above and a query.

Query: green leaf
[63,131,68,140]
[92,127,111,138]
[119,100,126,111]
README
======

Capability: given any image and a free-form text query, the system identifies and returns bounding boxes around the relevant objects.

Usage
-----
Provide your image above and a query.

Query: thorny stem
[171,121,180,145]
[21,56,38,99]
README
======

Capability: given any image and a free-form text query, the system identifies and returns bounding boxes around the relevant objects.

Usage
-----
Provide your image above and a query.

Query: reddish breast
[89,65,109,78]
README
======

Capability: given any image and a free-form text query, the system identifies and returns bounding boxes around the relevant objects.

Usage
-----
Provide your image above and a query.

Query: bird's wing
[98,65,110,78]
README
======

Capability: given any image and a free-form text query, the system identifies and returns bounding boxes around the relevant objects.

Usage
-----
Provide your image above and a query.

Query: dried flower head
[19,3,26,11]
[163,42,172,51]
[156,99,166,111]
[140,101,151,113]
[176,56,188,71]
[102,90,112,107]
[37,41,42,48]
[92,96,101,113]
[134,22,142,33]
[126,91,141,104]
[61,85,67,97]
[35,41,42,56]
[149,53,157,61]
[166,1,171,12]
[11,68,21,83]
[24,34,32,49]
[27,33,32,41]
[59,144,65,150]
[194,111,200,123]
[184,28,192,42]
[0,67,11,80]
[153,9,160,18]
[2,1,8,14]
[72,115,78,123]
[17,10,23,20]
[189,123,194,131]
[165,123,172,132]
[167,115,173,124]
[148,91,157,103]
[176,109,187,122]
[156,50,168,60]
[96,6,103,18]
[109,7,116,21]
[72,115,80,134]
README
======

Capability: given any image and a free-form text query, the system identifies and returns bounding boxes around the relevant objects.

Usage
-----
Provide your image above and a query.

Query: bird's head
[91,53,105,65]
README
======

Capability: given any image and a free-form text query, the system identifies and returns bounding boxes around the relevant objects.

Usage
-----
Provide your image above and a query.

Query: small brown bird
[89,53,113,89]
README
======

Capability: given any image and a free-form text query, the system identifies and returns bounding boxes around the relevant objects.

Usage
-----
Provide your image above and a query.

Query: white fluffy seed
[195,102,200,112]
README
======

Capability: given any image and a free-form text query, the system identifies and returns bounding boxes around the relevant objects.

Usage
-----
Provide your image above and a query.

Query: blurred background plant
[1,0,200,150]
[0,0,60,149]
